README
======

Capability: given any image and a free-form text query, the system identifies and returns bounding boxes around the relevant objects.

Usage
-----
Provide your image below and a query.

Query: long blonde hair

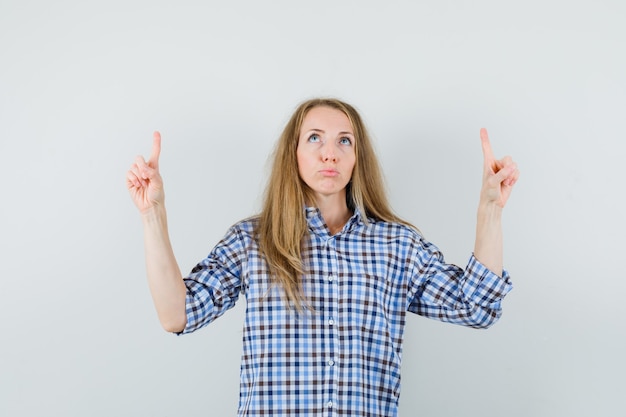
[258,98,415,309]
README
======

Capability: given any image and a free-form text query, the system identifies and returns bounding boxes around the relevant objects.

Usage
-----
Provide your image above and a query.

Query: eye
[307,134,321,143]
[339,137,352,145]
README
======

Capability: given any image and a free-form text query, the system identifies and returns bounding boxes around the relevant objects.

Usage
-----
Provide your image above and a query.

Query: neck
[314,193,352,235]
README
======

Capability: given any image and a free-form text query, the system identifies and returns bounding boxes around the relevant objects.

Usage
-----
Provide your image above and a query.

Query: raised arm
[126,132,187,332]
[473,128,519,276]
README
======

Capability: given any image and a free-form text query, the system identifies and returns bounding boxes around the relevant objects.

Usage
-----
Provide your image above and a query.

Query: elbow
[467,307,502,329]
[451,303,502,329]
[159,314,188,334]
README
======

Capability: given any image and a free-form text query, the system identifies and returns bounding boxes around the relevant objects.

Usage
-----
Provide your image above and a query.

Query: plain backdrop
[1,1,624,416]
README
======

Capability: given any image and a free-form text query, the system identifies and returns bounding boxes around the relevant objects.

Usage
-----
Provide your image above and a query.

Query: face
[296,106,356,202]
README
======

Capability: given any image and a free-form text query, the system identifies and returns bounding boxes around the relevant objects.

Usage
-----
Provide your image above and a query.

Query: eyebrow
[307,128,354,136]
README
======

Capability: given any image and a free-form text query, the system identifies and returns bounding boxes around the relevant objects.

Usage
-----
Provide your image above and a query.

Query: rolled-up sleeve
[407,237,513,329]
[177,225,247,335]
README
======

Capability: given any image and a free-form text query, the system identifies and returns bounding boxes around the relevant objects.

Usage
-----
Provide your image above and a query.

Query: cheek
[296,151,308,176]
[347,155,356,175]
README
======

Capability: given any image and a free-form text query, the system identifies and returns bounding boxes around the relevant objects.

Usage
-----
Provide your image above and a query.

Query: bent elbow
[467,307,502,329]
[160,314,188,334]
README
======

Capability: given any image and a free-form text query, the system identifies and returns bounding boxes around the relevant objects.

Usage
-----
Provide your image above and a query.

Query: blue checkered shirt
[180,207,513,416]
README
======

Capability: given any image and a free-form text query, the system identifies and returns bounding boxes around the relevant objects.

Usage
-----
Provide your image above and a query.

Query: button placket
[325,235,339,415]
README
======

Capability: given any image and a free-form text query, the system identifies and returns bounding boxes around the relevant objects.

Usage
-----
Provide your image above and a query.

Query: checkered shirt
[180,207,513,416]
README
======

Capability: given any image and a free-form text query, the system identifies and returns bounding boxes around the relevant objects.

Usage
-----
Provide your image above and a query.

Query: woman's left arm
[473,128,520,276]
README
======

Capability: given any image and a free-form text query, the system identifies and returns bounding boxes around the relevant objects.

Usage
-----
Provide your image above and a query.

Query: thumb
[493,162,517,184]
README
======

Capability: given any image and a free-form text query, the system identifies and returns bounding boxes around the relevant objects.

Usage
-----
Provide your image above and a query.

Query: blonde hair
[258,98,415,309]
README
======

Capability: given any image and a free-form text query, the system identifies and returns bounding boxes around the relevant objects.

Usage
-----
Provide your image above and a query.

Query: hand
[480,128,519,208]
[126,131,164,213]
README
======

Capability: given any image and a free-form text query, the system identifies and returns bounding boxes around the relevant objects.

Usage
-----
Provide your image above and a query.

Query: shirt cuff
[462,254,513,307]
[173,288,209,336]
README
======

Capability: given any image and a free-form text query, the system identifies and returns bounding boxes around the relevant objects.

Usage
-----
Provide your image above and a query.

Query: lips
[319,169,339,177]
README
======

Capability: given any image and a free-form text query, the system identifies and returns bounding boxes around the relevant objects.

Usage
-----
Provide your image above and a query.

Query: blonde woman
[126,98,519,416]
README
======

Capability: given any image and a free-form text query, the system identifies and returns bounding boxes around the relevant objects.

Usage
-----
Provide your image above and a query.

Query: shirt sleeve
[176,225,247,335]
[406,236,513,329]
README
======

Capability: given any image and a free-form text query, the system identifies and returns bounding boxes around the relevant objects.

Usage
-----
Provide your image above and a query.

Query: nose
[321,142,337,162]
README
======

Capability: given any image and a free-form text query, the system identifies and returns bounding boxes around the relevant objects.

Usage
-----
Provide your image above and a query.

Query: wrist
[141,204,168,226]
[477,201,503,221]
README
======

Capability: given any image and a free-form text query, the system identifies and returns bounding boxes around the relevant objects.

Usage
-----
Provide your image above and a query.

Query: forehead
[300,106,353,133]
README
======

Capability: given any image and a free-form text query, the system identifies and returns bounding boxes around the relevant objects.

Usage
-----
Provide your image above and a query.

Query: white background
[1,1,624,416]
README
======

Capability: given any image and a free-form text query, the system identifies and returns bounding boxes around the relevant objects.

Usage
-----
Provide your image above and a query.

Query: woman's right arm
[126,132,187,333]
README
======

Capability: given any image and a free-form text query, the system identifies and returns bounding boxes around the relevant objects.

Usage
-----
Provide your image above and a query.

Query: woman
[126,98,519,416]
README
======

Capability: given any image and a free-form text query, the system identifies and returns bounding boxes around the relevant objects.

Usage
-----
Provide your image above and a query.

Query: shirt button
[328,359,335,366]
[327,401,333,408]
[328,274,334,282]
[328,318,335,325]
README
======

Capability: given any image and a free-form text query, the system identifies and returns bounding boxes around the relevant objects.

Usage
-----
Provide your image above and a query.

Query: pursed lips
[319,168,339,177]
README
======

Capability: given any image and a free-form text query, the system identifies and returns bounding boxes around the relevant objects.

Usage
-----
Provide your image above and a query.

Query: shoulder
[213,215,260,250]
[230,215,260,235]
[360,218,424,244]
[226,215,261,244]
[362,219,443,263]
[367,218,421,236]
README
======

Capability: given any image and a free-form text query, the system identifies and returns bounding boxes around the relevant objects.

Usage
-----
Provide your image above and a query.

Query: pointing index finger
[480,127,495,163]
[149,131,161,167]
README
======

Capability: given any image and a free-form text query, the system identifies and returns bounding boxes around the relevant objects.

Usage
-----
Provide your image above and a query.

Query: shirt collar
[304,205,364,237]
